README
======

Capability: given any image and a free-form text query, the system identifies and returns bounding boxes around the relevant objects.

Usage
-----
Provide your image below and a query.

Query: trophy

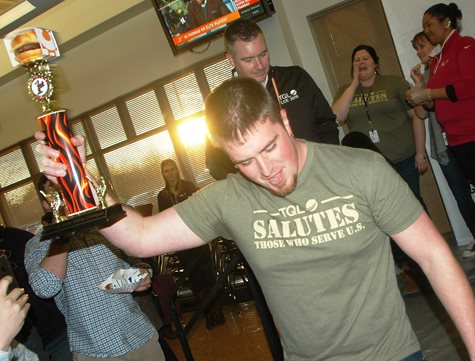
[3,28,125,240]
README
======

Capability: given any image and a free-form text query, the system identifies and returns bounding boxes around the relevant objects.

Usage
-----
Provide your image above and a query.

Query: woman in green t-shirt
[332,45,429,296]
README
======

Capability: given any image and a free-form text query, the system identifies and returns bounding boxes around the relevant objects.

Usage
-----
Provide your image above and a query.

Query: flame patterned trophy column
[4,28,125,240]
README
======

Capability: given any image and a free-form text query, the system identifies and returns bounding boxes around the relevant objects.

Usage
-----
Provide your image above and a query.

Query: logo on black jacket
[278,89,299,105]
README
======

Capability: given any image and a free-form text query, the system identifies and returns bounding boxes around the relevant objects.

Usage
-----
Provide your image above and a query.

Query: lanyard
[271,77,282,110]
[266,68,282,110]
[360,86,374,129]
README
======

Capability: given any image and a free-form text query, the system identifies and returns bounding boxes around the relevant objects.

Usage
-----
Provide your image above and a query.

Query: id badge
[369,129,380,143]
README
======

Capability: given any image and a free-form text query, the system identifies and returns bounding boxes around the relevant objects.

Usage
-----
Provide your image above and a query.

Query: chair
[134,203,153,217]
[211,237,249,314]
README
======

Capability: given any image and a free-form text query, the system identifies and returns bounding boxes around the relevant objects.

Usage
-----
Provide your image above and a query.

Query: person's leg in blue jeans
[393,155,432,294]
[401,350,427,361]
[393,154,423,204]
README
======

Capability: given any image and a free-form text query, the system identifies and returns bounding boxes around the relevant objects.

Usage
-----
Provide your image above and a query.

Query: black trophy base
[40,203,126,241]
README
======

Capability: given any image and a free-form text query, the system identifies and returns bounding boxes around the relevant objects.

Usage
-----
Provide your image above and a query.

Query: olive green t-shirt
[175,142,422,361]
[334,75,414,163]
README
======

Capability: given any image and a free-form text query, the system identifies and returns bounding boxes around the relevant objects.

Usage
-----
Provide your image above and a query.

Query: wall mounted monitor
[151,0,275,55]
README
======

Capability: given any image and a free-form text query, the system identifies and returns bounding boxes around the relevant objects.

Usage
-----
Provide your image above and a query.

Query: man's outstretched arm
[34,131,205,258]
[392,212,475,358]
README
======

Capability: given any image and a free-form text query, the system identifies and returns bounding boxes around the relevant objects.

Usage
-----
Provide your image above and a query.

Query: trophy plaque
[3,28,125,241]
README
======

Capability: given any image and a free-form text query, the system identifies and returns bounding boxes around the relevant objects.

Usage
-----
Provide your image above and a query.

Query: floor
[167,301,274,361]
[404,243,475,361]
[167,240,475,361]
[23,239,475,361]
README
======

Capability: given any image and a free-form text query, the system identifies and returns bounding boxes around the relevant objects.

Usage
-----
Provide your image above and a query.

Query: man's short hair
[224,19,263,52]
[205,77,282,148]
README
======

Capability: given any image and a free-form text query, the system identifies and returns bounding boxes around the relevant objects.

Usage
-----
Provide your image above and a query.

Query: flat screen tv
[151,0,275,55]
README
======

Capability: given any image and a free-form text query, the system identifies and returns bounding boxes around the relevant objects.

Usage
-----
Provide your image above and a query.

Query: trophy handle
[38,110,97,215]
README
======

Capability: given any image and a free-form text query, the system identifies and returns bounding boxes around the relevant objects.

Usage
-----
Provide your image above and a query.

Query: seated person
[24,174,166,361]
[157,159,224,331]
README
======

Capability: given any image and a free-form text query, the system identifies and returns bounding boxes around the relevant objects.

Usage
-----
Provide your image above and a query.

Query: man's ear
[280,109,294,136]
[225,52,235,68]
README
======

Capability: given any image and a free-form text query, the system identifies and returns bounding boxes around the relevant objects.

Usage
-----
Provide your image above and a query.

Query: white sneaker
[462,244,475,258]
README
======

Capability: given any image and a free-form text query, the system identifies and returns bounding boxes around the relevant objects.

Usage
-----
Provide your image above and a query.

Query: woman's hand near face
[351,65,360,87]
[410,64,424,87]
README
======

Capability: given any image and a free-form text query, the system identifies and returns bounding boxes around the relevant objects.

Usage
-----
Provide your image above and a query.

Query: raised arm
[331,67,360,124]
[410,64,424,88]
[34,131,204,258]
[392,212,475,358]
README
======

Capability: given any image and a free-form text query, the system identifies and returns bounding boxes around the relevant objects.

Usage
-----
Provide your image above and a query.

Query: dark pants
[46,332,73,361]
[450,141,475,188]
[439,148,475,236]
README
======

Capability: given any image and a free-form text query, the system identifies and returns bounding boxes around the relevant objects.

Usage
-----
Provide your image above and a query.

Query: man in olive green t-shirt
[36,77,475,361]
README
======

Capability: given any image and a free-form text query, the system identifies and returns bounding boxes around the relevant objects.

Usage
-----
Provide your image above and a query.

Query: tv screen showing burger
[151,0,275,55]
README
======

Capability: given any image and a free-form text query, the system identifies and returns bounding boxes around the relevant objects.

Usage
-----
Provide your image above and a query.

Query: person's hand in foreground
[0,276,30,351]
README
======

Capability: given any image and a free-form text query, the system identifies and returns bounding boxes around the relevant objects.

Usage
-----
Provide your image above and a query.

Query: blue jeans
[393,154,424,206]
[391,155,424,265]
[439,149,475,236]
[401,350,427,360]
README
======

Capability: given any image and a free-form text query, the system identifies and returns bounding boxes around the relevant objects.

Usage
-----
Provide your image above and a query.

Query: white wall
[274,0,342,101]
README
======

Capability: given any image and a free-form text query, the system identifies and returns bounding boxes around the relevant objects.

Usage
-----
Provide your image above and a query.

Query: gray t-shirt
[176,142,423,361]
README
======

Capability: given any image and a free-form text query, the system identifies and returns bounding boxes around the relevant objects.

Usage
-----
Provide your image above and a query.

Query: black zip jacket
[266,65,338,144]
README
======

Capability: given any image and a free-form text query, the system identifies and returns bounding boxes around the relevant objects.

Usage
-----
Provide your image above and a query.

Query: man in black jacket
[206,18,339,180]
